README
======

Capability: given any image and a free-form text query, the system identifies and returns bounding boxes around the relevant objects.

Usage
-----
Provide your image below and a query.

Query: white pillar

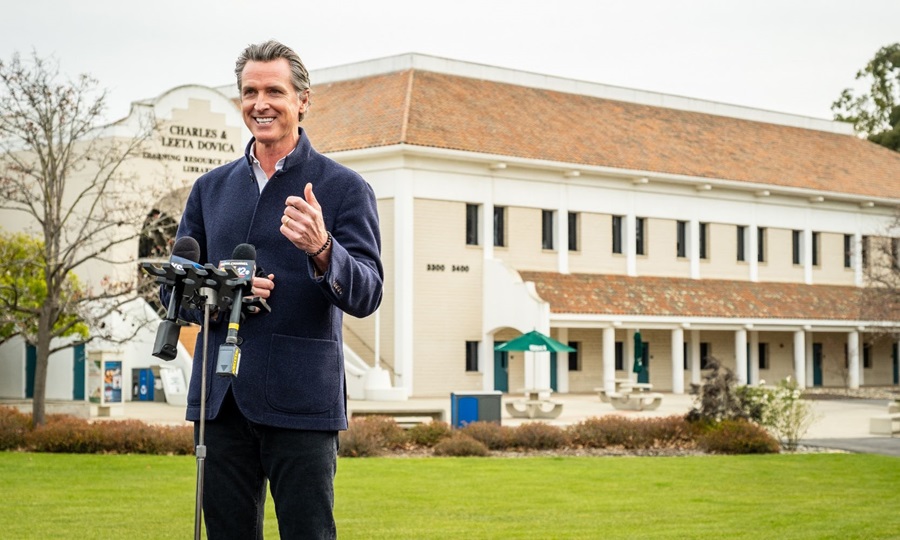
[480,335,494,392]
[735,328,748,385]
[602,327,616,394]
[394,174,415,396]
[626,214,637,276]
[690,330,701,386]
[848,331,860,390]
[482,201,494,260]
[793,330,806,389]
[749,331,759,385]
[671,327,685,394]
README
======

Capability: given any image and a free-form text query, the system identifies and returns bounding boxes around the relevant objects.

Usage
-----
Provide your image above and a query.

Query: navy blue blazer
[174,129,383,431]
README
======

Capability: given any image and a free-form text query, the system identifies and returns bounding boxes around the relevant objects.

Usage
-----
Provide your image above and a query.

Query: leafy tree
[0,231,89,347]
[0,51,164,426]
[832,43,900,151]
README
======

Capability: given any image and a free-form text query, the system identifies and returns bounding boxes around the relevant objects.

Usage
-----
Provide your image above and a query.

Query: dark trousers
[196,391,338,539]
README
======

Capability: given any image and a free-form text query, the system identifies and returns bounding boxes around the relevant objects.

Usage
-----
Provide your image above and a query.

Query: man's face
[240,58,308,153]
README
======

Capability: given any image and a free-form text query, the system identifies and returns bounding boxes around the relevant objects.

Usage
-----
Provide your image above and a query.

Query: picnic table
[505,388,563,419]
[596,381,663,411]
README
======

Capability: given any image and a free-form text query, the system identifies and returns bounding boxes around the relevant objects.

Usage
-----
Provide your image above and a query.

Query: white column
[848,331,860,390]
[482,201,494,260]
[690,330,701,386]
[394,175,415,396]
[793,330,806,389]
[749,224,759,282]
[602,327,616,394]
[626,214,637,276]
[689,219,700,279]
[749,330,759,385]
[671,327,685,394]
[735,328,748,385]
[556,328,569,393]
[479,335,494,392]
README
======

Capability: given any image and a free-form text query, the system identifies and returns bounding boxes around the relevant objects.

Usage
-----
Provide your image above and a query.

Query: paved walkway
[22,391,895,457]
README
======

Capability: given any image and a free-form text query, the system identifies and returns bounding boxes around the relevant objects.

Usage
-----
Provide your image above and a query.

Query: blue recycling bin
[450,391,502,428]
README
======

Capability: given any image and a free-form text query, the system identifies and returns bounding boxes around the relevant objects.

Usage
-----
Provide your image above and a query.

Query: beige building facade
[2,53,900,403]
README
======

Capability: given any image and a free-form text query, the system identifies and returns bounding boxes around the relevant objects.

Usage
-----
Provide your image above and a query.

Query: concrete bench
[609,392,664,412]
[869,413,900,436]
[350,408,445,428]
[505,399,563,419]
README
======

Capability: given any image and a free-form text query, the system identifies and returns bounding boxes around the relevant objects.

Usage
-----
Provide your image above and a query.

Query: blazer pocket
[265,334,342,414]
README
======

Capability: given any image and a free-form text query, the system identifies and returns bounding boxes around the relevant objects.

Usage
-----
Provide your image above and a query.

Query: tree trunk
[31,306,54,427]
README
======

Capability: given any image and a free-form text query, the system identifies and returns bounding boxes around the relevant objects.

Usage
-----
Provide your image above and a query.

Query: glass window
[465,204,479,246]
[493,206,506,247]
[676,221,687,258]
[792,230,802,265]
[812,231,820,266]
[568,212,578,251]
[757,227,766,263]
[567,342,580,371]
[614,341,624,370]
[636,217,646,256]
[699,222,708,260]
[737,225,746,262]
[542,210,554,250]
[844,234,853,268]
[612,216,623,254]
[465,341,479,372]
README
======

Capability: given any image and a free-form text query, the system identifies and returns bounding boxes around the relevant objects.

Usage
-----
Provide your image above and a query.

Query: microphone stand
[194,282,217,540]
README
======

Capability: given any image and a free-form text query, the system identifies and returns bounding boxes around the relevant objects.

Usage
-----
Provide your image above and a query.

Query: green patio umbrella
[632,330,644,373]
[495,330,576,353]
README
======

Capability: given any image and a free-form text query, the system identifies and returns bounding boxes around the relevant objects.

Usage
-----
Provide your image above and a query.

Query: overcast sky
[2,0,898,124]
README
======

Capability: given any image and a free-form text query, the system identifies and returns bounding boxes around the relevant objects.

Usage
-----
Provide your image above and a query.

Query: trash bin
[132,368,154,401]
[450,391,502,428]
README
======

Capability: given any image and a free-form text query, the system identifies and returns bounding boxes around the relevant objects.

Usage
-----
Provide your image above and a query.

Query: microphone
[152,236,202,361]
[215,243,256,377]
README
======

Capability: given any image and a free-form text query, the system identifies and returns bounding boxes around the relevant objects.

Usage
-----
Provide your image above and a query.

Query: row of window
[465,340,874,372]
[465,204,898,268]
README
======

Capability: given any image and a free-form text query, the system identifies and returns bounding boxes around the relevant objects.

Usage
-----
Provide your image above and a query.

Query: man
[172,40,383,538]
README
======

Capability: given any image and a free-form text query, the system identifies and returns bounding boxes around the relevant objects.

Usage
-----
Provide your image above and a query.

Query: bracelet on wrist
[307,231,332,257]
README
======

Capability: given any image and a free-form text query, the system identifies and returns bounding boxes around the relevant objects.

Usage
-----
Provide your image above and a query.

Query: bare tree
[0,51,165,425]
[859,211,900,343]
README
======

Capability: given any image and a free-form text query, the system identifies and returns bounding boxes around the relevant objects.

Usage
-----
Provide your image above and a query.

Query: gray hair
[235,40,311,121]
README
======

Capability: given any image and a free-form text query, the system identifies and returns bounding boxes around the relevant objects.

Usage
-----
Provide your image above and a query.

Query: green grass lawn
[1,452,898,539]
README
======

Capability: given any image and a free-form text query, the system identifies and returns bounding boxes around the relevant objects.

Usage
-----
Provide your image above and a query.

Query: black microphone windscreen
[172,236,201,262]
[232,243,256,261]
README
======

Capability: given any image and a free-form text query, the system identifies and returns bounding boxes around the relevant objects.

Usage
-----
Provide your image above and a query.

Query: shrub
[459,421,513,450]
[0,406,31,450]
[696,420,780,454]
[508,422,568,450]
[338,416,407,457]
[739,377,818,450]
[406,421,452,447]
[686,357,751,423]
[432,434,489,457]
[24,416,194,455]
[568,415,698,450]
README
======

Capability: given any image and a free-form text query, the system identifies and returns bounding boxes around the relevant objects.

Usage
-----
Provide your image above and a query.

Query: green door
[813,343,823,386]
[493,345,509,392]
[637,343,650,384]
[25,344,36,399]
[72,344,86,400]
[549,353,558,392]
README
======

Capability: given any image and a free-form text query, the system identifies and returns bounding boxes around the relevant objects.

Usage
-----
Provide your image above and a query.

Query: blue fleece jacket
[174,129,383,431]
